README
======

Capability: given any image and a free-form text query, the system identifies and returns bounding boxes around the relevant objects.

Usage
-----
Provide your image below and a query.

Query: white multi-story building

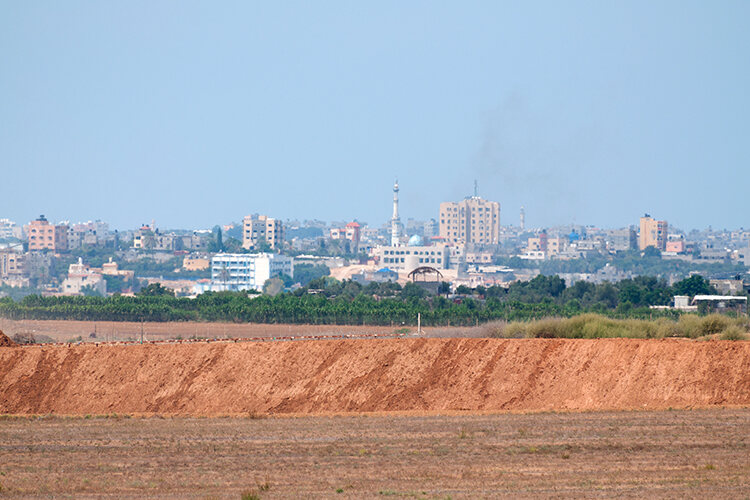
[61,258,107,296]
[208,253,293,292]
[374,243,450,272]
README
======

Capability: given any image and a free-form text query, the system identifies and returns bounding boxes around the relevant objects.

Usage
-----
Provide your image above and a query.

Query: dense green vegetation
[0,274,741,326]
[496,249,746,278]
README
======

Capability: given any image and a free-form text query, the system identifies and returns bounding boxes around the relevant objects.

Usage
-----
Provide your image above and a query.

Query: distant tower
[473,179,478,198]
[391,180,402,246]
[520,206,525,231]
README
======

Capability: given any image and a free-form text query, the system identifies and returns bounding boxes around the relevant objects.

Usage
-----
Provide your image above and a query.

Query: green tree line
[0,274,734,326]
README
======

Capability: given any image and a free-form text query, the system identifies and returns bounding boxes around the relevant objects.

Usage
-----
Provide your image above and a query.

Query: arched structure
[407,266,443,282]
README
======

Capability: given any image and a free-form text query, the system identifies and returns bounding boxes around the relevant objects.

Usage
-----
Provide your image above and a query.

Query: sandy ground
[0,409,748,498]
[2,337,749,415]
[0,319,453,343]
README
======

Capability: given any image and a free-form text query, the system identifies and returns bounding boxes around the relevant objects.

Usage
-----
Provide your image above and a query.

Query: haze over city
[3,4,750,499]
[2,1,749,230]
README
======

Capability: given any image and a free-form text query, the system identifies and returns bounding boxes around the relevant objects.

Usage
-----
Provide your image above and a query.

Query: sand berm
[1,337,749,415]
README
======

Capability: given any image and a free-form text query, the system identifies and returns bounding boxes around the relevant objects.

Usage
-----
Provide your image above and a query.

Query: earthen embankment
[1,338,749,415]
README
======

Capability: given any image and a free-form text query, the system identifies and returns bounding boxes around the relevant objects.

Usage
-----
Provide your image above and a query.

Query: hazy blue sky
[1,1,748,231]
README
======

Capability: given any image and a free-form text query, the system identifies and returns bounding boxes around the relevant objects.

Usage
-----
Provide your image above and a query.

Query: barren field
[0,410,749,498]
[0,319,439,344]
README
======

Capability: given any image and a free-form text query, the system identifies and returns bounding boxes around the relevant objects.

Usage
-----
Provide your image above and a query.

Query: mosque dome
[408,234,424,246]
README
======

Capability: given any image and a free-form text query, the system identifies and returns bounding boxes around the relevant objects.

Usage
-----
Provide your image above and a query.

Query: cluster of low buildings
[2,183,749,298]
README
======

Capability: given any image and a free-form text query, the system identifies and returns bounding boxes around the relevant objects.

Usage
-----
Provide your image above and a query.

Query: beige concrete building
[61,258,107,296]
[374,244,450,272]
[439,197,500,245]
[243,215,284,251]
[133,225,155,249]
[100,258,135,281]
[639,215,668,251]
[26,216,68,252]
[0,250,26,287]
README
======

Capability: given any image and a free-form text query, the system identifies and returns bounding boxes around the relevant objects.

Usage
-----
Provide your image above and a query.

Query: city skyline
[2,2,749,230]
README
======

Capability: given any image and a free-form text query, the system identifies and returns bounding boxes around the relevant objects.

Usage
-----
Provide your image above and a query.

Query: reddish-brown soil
[0,329,16,347]
[1,338,749,415]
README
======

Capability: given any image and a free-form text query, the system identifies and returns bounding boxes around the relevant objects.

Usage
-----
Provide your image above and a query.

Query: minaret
[520,206,525,231]
[391,180,402,246]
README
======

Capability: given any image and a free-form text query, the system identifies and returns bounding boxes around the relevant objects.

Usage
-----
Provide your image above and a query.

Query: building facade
[0,219,22,240]
[242,215,284,250]
[61,258,107,296]
[639,215,668,251]
[27,216,68,252]
[374,244,450,271]
[209,253,293,292]
[439,196,500,245]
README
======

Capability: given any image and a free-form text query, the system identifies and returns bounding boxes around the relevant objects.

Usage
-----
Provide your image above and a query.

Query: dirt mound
[1,338,749,415]
[0,330,17,347]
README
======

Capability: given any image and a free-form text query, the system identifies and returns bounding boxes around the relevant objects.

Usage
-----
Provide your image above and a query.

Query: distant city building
[709,279,744,296]
[329,221,361,253]
[0,219,22,240]
[439,195,500,245]
[183,255,211,271]
[68,220,109,249]
[0,250,26,287]
[61,258,107,296]
[665,240,685,254]
[26,215,68,252]
[607,228,637,252]
[639,214,668,251]
[243,215,284,251]
[100,258,135,282]
[133,225,155,249]
[423,219,438,239]
[208,253,293,292]
[374,243,450,272]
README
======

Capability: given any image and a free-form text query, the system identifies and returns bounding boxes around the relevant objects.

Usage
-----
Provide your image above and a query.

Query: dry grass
[482,313,750,340]
[0,410,748,498]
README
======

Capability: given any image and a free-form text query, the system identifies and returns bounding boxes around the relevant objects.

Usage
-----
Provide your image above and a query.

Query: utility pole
[417,313,421,335]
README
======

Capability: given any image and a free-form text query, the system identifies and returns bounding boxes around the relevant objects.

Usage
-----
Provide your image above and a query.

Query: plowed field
[1,337,749,415]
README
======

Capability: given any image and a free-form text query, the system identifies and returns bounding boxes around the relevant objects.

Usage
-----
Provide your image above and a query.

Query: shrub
[720,326,748,341]
[527,318,563,338]
[700,314,732,336]
[483,321,527,338]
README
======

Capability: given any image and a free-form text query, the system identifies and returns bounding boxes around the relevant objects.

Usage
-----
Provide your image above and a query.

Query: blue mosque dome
[408,234,424,246]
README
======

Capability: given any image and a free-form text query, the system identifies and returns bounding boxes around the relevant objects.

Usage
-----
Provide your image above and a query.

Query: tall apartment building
[209,253,293,291]
[243,215,284,251]
[439,196,500,245]
[26,215,68,252]
[639,215,668,251]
